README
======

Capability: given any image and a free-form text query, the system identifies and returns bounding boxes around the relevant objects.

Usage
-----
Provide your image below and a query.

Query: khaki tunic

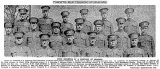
[124,47,144,57]
[103,48,124,57]
[84,46,103,57]
[102,19,114,35]
[62,44,80,57]
[35,47,57,57]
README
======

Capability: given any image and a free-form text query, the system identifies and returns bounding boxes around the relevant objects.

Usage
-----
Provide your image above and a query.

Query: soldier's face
[126,13,133,18]
[5,27,12,34]
[66,36,74,43]
[53,28,60,34]
[118,20,125,29]
[62,16,68,22]
[89,37,96,45]
[15,37,23,44]
[101,13,108,19]
[42,10,48,18]
[95,25,103,32]
[109,40,118,47]
[81,13,88,19]
[131,38,139,46]
[31,23,37,29]
[141,26,148,33]
[41,39,49,46]
[76,24,83,30]
[20,13,27,20]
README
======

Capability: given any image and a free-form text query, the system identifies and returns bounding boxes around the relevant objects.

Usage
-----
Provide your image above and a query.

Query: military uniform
[50,22,63,57]
[124,8,139,34]
[80,9,93,33]
[10,32,32,57]
[94,20,108,48]
[139,21,155,57]
[35,34,57,57]
[4,22,15,57]
[74,18,88,47]
[14,8,30,33]
[99,8,114,35]
[25,17,42,56]
[61,29,80,57]
[39,6,53,35]
[114,17,130,51]
[83,32,103,57]
[61,11,74,34]
[124,47,144,57]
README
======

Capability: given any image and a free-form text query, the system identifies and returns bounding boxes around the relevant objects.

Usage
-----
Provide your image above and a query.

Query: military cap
[99,8,109,13]
[29,17,39,23]
[128,33,140,39]
[41,6,50,10]
[139,21,150,28]
[107,34,119,41]
[18,8,28,13]
[80,9,89,14]
[64,29,75,36]
[125,8,134,14]
[61,11,70,17]
[94,20,104,26]
[51,22,61,28]
[14,32,25,37]
[75,18,85,24]
[4,22,13,28]
[116,17,126,23]
[87,31,97,35]
[39,34,50,40]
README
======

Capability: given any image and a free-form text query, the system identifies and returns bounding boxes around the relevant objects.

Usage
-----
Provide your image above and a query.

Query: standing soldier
[4,22,15,57]
[114,17,130,51]
[94,20,108,48]
[80,9,93,33]
[10,32,32,57]
[99,8,114,35]
[124,8,139,35]
[14,8,30,33]
[103,35,124,57]
[124,33,145,57]
[139,21,155,57]
[82,32,103,57]
[74,18,88,47]
[35,34,57,57]
[62,29,80,57]
[61,11,74,34]
[39,6,53,35]
[25,17,42,56]
[50,22,63,57]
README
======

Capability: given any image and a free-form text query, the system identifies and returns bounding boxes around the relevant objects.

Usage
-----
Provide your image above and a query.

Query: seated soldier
[124,33,145,57]
[10,32,32,57]
[61,29,80,57]
[82,31,103,57]
[35,34,57,57]
[103,34,124,57]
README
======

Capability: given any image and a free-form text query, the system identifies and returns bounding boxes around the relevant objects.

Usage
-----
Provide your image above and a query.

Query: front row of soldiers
[4,15,155,57]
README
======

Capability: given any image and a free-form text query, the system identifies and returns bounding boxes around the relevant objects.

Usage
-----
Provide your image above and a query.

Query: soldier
[35,34,57,57]
[14,8,30,33]
[39,6,53,35]
[61,29,80,57]
[80,9,93,33]
[10,32,32,57]
[99,8,114,35]
[139,21,155,57]
[93,20,108,48]
[4,22,15,57]
[61,11,74,34]
[114,17,130,51]
[25,17,42,56]
[50,22,63,57]
[82,32,103,57]
[103,35,124,57]
[74,18,88,47]
[124,8,139,34]
[124,33,145,57]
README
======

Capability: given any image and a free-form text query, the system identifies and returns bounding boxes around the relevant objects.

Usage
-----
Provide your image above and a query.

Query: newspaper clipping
[1,0,159,69]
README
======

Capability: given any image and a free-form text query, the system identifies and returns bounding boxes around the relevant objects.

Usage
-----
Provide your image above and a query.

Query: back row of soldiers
[4,6,155,57]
